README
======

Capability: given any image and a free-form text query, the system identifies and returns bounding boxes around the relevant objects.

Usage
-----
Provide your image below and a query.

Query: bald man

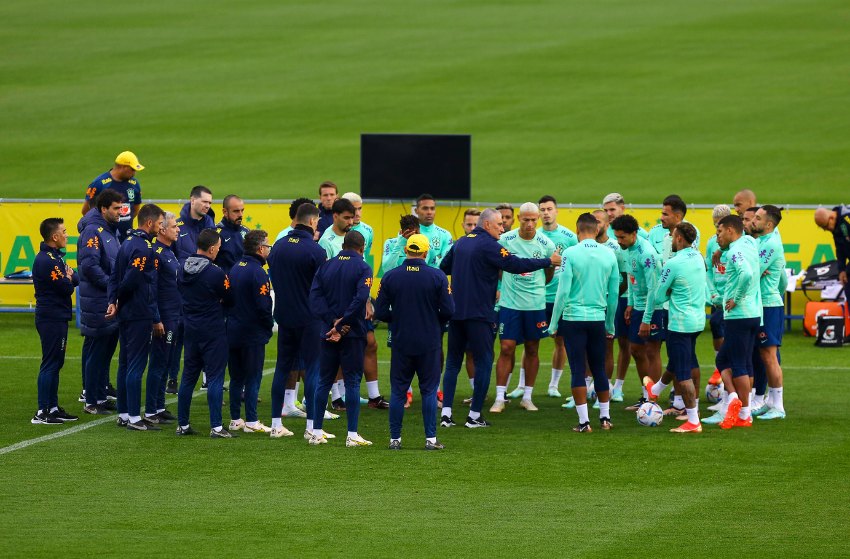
[815,206,850,285]
[732,190,757,217]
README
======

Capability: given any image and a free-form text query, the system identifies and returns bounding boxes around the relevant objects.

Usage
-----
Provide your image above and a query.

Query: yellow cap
[115,151,144,171]
[406,234,430,254]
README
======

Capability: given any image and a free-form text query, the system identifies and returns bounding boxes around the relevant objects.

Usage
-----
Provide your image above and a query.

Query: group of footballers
[30,150,789,448]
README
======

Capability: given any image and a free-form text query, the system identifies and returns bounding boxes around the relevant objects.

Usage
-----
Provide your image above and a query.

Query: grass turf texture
[0,314,848,557]
[2,0,849,204]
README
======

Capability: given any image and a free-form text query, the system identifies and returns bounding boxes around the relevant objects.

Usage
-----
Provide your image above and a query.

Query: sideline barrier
[0,199,838,312]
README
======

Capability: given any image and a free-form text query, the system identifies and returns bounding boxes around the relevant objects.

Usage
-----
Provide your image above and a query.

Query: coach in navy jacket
[215,195,250,274]
[177,229,234,434]
[438,209,560,426]
[32,218,79,422]
[107,204,164,430]
[375,234,454,448]
[309,231,372,441]
[226,230,274,430]
[175,193,216,262]
[267,204,326,433]
[77,190,122,410]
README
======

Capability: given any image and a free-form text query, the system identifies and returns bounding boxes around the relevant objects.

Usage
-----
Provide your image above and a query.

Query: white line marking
[0,367,276,457]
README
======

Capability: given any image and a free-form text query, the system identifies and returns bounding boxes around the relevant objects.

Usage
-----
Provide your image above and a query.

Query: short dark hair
[319,181,338,195]
[222,194,242,210]
[95,189,124,211]
[746,206,760,214]
[399,214,419,231]
[663,195,687,217]
[289,197,315,220]
[674,222,697,246]
[190,185,212,199]
[342,230,365,251]
[295,201,320,224]
[611,214,639,234]
[137,204,165,227]
[243,229,267,255]
[332,198,355,215]
[576,212,599,234]
[463,208,481,218]
[416,193,435,206]
[718,215,744,234]
[538,195,557,206]
[760,204,783,226]
[495,203,514,214]
[197,228,220,251]
[40,217,63,241]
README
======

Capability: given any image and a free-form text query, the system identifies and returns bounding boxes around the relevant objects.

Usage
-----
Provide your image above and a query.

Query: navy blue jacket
[107,229,158,323]
[33,242,79,322]
[833,204,850,277]
[77,209,120,336]
[309,249,372,339]
[440,226,552,322]
[175,203,216,262]
[226,254,274,346]
[268,225,327,328]
[152,239,181,322]
[317,206,334,236]
[375,257,454,354]
[215,218,250,273]
[178,254,234,341]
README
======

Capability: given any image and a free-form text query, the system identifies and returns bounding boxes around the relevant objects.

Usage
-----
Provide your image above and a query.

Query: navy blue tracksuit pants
[390,350,441,439]
[228,344,265,423]
[178,336,228,429]
[561,320,609,392]
[116,320,152,417]
[442,319,496,414]
[84,331,118,406]
[146,319,178,415]
[272,322,321,422]
[168,322,184,382]
[36,320,67,411]
[313,336,365,433]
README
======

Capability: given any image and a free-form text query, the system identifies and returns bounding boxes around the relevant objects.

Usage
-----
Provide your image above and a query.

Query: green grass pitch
[1,314,848,557]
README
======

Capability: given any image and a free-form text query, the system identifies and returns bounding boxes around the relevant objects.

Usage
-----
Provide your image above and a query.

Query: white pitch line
[0,367,276,457]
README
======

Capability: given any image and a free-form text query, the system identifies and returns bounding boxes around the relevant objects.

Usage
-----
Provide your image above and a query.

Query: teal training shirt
[351,221,374,255]
[548,239,619,335]
[758,230,787,308]
[538,225,578,303]
[648,224,666,257]
[652,247,707,332]
[275,225,293,243]
[418,223,454,268]
[625,236,662,312]
[723,235,762,319]
[704,234,728,305]
[318,228,345,258]
[659,220,701,263]
[498,230,555,311]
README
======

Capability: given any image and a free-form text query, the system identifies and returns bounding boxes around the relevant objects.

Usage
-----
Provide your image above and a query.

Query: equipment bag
[815,316,845,347]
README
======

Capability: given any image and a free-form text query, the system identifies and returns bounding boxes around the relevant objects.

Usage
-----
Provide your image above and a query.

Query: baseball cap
[115,151,144,171]
[406,234,430,253]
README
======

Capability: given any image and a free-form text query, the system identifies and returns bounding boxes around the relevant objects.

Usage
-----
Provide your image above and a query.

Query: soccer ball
[705,382,724,403]
[636,402,664,427]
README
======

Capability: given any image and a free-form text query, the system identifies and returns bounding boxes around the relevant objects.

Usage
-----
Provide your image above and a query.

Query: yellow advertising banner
[0,200,837,310]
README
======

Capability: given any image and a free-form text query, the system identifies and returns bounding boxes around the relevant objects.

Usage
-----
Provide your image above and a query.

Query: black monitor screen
[360,134,471,200]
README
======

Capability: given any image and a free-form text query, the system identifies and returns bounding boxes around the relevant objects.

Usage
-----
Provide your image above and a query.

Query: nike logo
[224,238,232,243]
[105,239,112,243]
[180,233,189,237]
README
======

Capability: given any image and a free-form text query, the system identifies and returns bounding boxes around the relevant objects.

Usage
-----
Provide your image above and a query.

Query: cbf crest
[126,188,136,202]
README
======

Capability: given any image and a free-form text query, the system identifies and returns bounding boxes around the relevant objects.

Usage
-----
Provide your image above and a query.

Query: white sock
[442,407,452,418]
[202,372,207,384]
[728,392,739,402]
[119,413,129,421]
[751,393,764,408]
[284,389,295,408]
[246,421,260,428]
[157,408,165,414]
[348,431,358,439]
[330,383,341,400]
[407,385,413,393]
[426,437,436,444]
[145,413,156,418]
[599,401,610,418]
[585,377,593,391]
[740,406,750,420]
[652,379,668,397]
[129,415,141,423]
[313,428,324,439]
[213,426,222,432]
[495,386,506,402]
[550,369,563,388]
[337,380,345,395]
[271,417,282,428]
[468,410,480,420]
[180,424,190,430]
[366,380,380,399]
[518,369,526,388]
[686,406,699,424]
[523,386,533,400]
[576,403,589,424]
[613,379,624,391]
[673,395,684,409]
[468,378,475,390]
[294,381,300,399]
[392,437,401,443]
[772,387,785,412]
[306,419,313,432]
